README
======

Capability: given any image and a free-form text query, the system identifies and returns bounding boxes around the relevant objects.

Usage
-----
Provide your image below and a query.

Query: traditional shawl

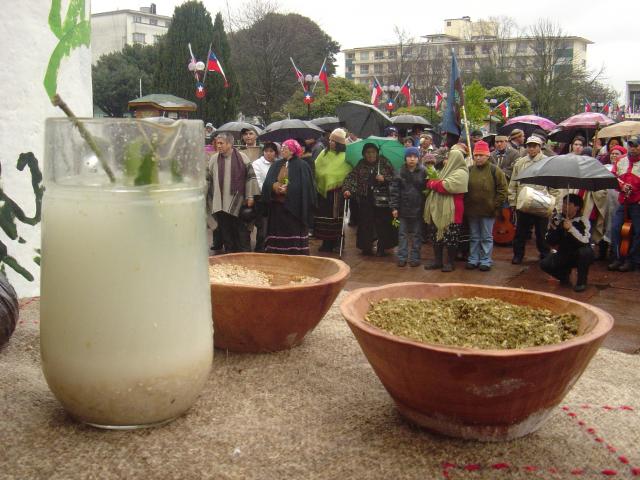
[314,149,352,198]
[261,156,317,227]
[217,148,247,197]
[424,149,469,240]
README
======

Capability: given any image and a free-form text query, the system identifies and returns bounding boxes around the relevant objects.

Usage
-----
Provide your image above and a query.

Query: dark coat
[389,165,427,219]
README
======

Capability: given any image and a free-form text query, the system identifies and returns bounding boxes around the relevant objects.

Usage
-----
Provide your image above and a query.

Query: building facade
[91,3,170,64]
[344,17,591,97]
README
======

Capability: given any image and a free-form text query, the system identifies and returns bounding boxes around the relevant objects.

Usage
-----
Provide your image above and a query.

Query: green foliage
[229,12,340,123]
[463,80,490,129]
[485,86,532,121]
[155,2,238,125]
[282,77,369,119]
[93,44,159,117]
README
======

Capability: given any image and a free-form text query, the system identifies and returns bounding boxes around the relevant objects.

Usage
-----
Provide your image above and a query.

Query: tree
[282,77,369,119]
[155,1,239,125]
[93,44,159,117]
[473,16,520,89]
[463,80,490,129]
[229,12,340,123]
[485,86,532,121]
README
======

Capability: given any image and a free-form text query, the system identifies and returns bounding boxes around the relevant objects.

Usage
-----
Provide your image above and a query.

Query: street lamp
[383,84,401,113]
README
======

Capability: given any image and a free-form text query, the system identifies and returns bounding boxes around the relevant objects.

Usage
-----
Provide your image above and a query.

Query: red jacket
[427,179,465,224]
[612,155,640,205]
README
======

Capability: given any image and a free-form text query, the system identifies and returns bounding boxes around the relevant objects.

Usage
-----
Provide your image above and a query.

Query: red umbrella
[558,112,614,128]
[504,115,557,131]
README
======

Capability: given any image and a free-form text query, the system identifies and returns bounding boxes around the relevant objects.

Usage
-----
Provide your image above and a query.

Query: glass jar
[40,118,213,429]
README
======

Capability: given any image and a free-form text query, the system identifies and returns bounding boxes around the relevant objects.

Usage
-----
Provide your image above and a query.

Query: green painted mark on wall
[43,0,90,99]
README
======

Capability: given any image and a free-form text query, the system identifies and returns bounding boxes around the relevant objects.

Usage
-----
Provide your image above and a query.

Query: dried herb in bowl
[365,297,580,350]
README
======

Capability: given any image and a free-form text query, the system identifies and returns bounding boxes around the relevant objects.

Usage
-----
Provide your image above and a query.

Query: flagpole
[289,57,306,91]
[311,57,326,94]
[202,43,212,83]
[393,75,410,102]
[461,105,473,160]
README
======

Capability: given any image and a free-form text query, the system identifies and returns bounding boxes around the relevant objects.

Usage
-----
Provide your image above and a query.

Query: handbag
[516,186,554,217]
[372,185,390,208]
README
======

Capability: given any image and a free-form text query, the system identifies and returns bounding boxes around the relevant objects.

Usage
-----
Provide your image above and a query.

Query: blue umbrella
[345,136,405,169]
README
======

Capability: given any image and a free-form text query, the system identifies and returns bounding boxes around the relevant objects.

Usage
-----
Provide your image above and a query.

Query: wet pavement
[312,225,640,354]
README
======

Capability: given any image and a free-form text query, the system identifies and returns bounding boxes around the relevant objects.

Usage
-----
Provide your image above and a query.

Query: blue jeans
[397,217,421,262]
[467,216,495,266]
[611,203,640,263]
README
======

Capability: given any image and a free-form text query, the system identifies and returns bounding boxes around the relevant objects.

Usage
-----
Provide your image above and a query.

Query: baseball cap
[627,135,640,146]
[525,136,544,146]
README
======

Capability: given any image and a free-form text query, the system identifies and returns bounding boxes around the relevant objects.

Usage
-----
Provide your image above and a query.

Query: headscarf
[314,143,352,197]
[282,139,303,157]
[610,145,627,156]
[424,149,469,240]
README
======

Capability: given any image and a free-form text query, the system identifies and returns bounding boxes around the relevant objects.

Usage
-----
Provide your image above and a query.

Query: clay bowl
[209,253,349,353]
[340,282,613,441]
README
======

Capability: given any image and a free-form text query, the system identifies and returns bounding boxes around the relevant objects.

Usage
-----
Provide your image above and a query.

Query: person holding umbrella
[342,143,397,256]
[540,194,593,292]
[508,136,559,264]
[260,139,316,255]
[314,128,352,253]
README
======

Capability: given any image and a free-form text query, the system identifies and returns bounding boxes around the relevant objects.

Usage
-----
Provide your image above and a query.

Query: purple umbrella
[504,115,557,132]
[558,112,614,128]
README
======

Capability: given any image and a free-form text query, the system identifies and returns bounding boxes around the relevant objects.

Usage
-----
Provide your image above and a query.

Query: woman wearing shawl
[261,139,317,255]
[342,143,398,256]
[423,149,469,271]
[313,128,352,252]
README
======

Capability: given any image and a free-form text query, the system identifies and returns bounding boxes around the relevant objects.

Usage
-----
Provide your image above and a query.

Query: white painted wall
[0,0,93,298]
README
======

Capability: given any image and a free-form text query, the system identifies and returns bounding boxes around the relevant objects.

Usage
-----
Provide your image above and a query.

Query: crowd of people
[204,121,640,293]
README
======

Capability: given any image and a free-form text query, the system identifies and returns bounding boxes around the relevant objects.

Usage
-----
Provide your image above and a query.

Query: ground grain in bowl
[209,265,319,286]
[365,297,580,350]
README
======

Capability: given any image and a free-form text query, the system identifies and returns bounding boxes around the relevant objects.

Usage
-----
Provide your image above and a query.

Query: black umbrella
[390,114,432,130]
[548,127,594,144]
[515,153,618,191]
[216,121,263,141]
[259,119,324,143]
[310,116,343,132]
[336,101,391,138]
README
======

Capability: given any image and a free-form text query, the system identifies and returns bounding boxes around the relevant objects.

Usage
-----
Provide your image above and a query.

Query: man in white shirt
[252,142,279,251]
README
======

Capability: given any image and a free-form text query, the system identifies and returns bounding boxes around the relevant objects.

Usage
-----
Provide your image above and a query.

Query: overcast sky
[92,0,637,103]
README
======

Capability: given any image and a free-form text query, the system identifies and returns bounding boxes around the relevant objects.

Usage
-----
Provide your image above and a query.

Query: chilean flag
[371,78,383,106]
[207,50,229,87]
[434,87,444,111]
[400,79,412,107]
[497,99,509,119]
[318,60,329,93]
[602,101,612,115]
[584,100,592,112]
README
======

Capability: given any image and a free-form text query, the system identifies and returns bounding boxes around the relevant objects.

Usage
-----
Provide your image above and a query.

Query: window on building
[148,18,158,26]
[481,44,491,55]
[464,45,475,55]
[387,49,397,59]
[374,64,383,74]
[133,15,142,23]
[346,52,355,60]
[374,50,384,60]
[516,42,527,53]
[132,33,146,44]
[346,65,355,72]
[359,51,369,61]
[447,21,451,26]
[360,64,369,74]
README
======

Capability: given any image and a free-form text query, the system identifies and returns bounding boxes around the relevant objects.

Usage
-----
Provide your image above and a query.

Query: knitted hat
[610,145,627,156]
[495,135,509,142]
[405,147,420,158]
[329,128,347,144]
[473,140,490,156]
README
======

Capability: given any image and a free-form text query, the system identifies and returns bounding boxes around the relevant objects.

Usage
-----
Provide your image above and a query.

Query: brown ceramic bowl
[340,282,614,441]
[209,253,349,353]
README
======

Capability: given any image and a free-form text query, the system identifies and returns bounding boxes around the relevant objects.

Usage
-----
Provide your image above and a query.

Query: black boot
[424,244,443,270]
[597,240,609,261]
[442,246,457,272]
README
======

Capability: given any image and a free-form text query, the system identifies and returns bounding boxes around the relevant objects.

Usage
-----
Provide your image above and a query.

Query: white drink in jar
[40,184,212,427]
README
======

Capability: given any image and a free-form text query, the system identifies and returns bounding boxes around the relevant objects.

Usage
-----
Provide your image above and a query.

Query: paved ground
[310,225,640,354]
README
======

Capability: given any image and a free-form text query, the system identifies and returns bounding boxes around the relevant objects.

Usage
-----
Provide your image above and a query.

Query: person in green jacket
[464,141,508,271]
